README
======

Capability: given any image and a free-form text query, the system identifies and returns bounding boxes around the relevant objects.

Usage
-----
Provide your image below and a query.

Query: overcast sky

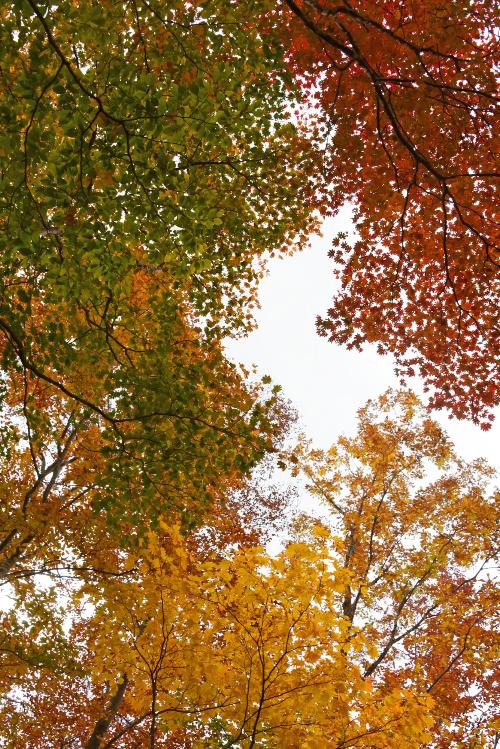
[226,209,499,470]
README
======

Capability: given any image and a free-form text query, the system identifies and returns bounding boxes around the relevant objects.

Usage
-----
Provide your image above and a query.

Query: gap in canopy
[225,208,500,470]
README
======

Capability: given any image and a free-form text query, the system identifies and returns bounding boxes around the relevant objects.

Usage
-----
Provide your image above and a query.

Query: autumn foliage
[0,0,498,747]
[1,392,498,747]
[282,0,499,426]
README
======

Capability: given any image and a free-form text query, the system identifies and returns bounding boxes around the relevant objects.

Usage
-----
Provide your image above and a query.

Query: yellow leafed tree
[2,392,497,749]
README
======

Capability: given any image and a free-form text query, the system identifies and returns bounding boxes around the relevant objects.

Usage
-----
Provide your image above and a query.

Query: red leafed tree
[281,0,499,427]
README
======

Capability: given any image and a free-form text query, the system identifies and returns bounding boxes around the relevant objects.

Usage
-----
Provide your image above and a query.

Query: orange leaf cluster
[282,0,499,425]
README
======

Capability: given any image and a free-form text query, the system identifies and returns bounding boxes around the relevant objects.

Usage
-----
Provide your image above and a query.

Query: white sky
[226,209,499,470]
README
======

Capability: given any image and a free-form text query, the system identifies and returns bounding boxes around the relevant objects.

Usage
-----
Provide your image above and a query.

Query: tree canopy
[0,1,498,747]
[281,0,499,426]
[0,0,318,532]
[1,392,498,747]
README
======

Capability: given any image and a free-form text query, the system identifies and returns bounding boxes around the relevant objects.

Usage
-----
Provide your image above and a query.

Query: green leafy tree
[0,0,320,531]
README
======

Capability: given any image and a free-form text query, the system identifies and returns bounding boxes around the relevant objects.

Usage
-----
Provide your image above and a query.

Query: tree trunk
[85,674,129,749]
